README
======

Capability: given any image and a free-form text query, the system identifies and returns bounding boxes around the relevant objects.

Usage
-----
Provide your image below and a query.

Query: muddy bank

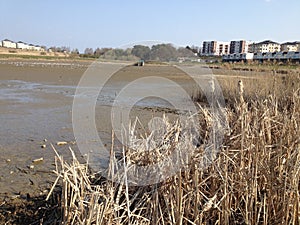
[0,60,200,199]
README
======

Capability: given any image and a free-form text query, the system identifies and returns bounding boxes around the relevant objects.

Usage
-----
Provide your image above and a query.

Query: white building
[249,40,280,53]
[281,42,300,52]
[34,45,42,51]
[2,39,17,48]
[1,38,45,51]
[202,41,230,56]
[28,44,35,50]
[16,41,30,50]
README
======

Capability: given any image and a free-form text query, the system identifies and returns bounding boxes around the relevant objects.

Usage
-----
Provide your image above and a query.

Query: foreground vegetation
[1,69,299,224]
[45,72,299,224]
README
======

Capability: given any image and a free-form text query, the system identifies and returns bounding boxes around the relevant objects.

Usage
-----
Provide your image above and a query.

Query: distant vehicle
[135,59,145,66]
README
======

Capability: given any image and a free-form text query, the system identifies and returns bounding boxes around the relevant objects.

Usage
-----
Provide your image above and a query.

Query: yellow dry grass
[48,71,300,225]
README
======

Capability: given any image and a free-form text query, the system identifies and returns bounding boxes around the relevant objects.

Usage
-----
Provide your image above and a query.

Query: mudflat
[0,59,196,197]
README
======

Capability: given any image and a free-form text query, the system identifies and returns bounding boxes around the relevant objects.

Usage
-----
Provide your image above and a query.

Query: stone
[32,157,44,163]
[56,141,68,146]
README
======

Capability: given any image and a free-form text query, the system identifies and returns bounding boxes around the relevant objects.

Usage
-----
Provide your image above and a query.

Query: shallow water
[0,79,183,107]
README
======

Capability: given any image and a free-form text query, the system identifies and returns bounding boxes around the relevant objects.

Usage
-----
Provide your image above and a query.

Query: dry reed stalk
[238,80,245,106]
[46,72,299,224]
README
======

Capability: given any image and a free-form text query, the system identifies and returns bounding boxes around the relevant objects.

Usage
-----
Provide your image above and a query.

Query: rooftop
[281,41,300,45]
[256,40,280,45]
[2,39,14,42]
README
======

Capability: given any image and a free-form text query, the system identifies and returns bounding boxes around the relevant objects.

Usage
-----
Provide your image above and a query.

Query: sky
[0,0,299,52]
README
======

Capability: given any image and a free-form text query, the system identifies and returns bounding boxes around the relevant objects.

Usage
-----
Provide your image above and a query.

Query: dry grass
[47,72,300,224]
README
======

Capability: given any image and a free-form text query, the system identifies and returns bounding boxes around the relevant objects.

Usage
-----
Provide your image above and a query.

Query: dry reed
[47,72,300,224]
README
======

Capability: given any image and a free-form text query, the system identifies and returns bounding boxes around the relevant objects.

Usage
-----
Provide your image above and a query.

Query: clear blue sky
[1,0,299,52]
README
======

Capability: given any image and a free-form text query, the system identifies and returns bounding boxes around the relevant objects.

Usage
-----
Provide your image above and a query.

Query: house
[28,44,35,50]
[249,40,280,53]
[229,40,250,54]
[1,38,46,51]
[281,41,300,52]
[34,45,42,51]
[202,41,230,56]
[16,41,30,50]
[2,39,17,48]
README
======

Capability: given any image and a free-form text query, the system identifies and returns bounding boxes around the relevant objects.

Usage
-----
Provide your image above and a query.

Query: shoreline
[0,55,299,86]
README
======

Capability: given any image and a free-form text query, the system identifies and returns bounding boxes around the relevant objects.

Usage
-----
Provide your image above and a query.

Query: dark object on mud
[134,59,145,66]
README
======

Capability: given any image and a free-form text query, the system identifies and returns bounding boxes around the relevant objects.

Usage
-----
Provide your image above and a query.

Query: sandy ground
[0,60,199,198]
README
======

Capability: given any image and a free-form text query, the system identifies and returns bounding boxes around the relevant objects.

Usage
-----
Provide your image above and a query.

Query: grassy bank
[0,53,94,61]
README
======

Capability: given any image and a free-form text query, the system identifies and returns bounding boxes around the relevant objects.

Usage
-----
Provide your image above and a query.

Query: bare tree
[84,48,93,55]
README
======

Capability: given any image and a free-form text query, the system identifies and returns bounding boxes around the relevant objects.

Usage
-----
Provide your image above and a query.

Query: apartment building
[202,41,216,56]
[229,40,250,54]
[202,41,230,56]
[281,41,300,52]
[249,40,280,53]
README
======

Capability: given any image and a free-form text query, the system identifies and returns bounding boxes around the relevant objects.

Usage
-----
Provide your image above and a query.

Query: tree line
[81,44,199,61]
[47,43,199,61]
